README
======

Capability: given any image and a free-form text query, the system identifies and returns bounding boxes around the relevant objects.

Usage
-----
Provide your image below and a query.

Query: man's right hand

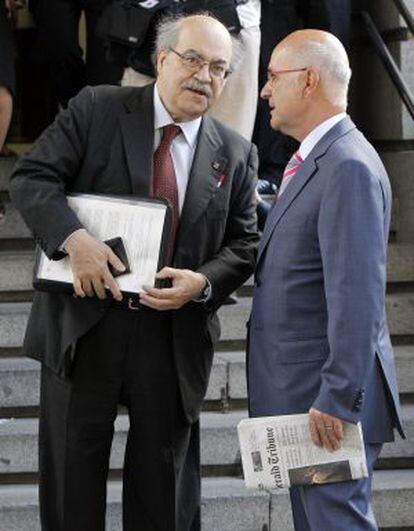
[65,231,125,301]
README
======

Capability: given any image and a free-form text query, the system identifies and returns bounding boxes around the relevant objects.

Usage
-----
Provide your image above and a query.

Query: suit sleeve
[196,144,260,309]
[312,159,388,424]
[9,86,95,259]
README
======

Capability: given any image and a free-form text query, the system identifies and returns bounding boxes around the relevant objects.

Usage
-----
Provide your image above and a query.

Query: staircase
[1,1,414,529]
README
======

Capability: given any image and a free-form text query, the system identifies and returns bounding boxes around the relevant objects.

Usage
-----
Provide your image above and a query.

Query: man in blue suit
[248,29,405,530]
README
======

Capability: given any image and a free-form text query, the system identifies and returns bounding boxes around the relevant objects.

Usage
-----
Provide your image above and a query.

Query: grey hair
[289,39,352,106]
[153,13,236,70]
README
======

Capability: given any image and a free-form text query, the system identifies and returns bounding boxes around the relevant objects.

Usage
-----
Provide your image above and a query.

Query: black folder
[33,194,172,300]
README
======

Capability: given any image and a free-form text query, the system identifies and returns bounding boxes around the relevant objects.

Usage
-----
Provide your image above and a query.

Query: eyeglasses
[169,48,232,80]
[267,67,307,84]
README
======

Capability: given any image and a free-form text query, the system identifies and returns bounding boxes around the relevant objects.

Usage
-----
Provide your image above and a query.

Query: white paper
[238,413,368,490]
[37,195,167,293]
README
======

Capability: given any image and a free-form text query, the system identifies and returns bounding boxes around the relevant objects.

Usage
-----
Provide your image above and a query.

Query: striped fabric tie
[277,151,304,199]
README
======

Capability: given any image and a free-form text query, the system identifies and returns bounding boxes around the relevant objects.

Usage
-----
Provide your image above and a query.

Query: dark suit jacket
[10,83,260,422]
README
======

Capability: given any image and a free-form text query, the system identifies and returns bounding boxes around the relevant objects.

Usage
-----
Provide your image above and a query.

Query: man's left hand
[140,267,207,310]
[309,407,344,452]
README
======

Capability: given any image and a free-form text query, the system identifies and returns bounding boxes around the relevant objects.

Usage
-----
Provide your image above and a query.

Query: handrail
[360,11,414,121]
[391,0,414,35]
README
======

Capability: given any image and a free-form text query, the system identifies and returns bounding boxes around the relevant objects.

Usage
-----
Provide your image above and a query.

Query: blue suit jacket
[248,116,404,443]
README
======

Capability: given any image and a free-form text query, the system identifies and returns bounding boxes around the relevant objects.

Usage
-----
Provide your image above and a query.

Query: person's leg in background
[0,0,16,219]
[30,0,85,106]
[208,0,261,141]
[83,0,122,86]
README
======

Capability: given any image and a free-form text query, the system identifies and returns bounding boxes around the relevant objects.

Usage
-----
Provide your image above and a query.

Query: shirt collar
[154,84,202,149]
[299,112,347,160]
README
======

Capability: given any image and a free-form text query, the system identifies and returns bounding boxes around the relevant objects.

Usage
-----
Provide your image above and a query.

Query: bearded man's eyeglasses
[169,48,232,80]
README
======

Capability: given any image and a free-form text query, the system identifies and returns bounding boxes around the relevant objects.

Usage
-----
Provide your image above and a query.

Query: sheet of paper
[37,195,167,293]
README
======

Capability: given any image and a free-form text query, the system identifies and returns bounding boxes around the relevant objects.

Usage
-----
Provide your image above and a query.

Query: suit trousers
[31,0,122,106]
[38,306,200,531]
[290,442,382,530]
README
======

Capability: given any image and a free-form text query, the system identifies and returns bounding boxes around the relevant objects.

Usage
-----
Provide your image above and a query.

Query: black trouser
[31,0,122,106]
[39,307,200,531]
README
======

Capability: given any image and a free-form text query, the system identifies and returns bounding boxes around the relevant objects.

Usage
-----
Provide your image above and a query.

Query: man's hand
[309,407,344,452]
[140,267,207,311]
[65,231,125,301]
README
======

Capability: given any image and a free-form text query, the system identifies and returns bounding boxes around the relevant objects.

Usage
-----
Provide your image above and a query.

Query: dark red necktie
[152,124,181,259]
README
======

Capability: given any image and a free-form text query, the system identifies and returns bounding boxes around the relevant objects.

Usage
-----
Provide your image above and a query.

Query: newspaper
[238,413,368,490]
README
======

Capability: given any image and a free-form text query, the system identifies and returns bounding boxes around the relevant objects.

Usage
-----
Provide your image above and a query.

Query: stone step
[221,344,414,399]
[2,344,414,411]
[381,151,414,243]
[0,477,291,531]
[1,470,414,530]
[0,188,406,244]
[2,243,414,295]
[0,405,412,476]
[0,199,31,241]
[0,157,17,192]
[1,292,414,352]
[0,355,228,408]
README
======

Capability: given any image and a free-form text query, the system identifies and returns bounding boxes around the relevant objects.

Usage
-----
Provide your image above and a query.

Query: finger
[107,249,126,273]
[333,420,344,441]
[324,428,341,451]
[91,277,107,300]
[139,293,175,310]
[82,278,95,298]
[155,267,177,279]
[314,417,335,452]
[142,285,180,299]
[73,277,86,298]
[309,418,322,447]
[103,271,123,301]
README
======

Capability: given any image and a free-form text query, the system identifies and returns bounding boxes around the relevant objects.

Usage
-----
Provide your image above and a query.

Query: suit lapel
[176,117,227,247]
[257,116,357,264]
[120,84,155,195]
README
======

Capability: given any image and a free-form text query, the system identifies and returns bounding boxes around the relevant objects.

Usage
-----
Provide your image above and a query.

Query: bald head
[275,29,351,107]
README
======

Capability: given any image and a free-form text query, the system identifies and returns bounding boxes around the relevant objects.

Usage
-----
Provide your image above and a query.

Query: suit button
[255,279,262,288]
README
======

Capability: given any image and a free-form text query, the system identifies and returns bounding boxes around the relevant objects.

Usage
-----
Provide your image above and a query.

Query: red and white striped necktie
[277,151,304,199]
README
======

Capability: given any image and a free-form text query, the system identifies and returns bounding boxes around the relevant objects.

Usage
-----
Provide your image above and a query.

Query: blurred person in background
[29,0,122,107]
[0,0,21,219]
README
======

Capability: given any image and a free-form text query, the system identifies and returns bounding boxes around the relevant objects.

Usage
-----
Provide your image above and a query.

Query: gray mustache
[182,80,213,98]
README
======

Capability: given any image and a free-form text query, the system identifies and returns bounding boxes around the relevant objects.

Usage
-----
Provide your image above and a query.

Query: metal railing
[359,10,414,121]
[391,0,414,35]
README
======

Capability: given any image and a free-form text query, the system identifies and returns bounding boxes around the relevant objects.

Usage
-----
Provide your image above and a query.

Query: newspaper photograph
[238,413,368,490]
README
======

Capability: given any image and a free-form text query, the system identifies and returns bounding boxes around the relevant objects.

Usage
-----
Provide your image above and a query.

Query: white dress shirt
[298,112,347,161]
[153,84,201,213]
